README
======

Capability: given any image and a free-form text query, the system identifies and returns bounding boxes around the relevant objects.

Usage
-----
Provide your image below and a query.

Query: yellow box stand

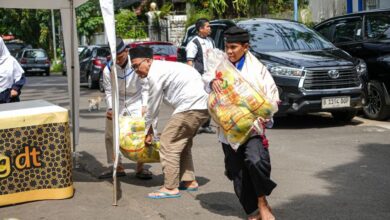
[0,100,74,206]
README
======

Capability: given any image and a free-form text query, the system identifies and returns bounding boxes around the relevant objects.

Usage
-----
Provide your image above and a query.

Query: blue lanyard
[235,55,246,71]
[117,68,134,79]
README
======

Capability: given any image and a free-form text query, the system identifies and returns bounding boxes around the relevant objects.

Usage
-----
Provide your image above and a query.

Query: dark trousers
[222,135,277,215]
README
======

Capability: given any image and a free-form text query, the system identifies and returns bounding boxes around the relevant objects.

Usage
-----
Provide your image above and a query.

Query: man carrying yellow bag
[203,27,280,220]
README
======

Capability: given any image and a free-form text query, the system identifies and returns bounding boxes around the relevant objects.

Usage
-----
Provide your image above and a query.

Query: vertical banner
[99,0,120,205]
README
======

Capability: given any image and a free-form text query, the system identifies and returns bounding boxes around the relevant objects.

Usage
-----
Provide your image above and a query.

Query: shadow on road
[273,114,363,129]
[196,191,246,219]
[273,143,390,219]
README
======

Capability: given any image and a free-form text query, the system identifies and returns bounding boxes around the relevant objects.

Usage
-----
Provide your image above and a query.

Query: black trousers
[222,135,277,215]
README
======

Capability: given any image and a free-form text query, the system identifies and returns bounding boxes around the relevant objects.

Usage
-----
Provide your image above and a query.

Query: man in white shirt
[99,38,152,180]
[205,27,279,220]
[186,18,216,134]
[129,47,209,199]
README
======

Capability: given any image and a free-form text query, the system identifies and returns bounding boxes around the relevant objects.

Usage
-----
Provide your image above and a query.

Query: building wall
[379,0,390,9]
[309,0,347,22]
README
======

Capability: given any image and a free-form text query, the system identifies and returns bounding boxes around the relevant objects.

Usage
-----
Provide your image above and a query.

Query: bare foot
[258,197,275,220]
[180,180,198,188]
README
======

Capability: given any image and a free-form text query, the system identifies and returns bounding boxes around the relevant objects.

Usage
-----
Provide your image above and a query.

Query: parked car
[179,18,365,121]
[62,45,88,75]
[15,48,50,76]
[128,41,178,61]
[78,45,110,89]
[4,41,28,57]
[314,9,390,120]
[98,41,178,93]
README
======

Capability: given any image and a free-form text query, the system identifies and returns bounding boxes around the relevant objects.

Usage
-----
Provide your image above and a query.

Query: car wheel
[331,110,357,122]
[87,74,98,89]
[45,70,50,76]
[363,81,390,120]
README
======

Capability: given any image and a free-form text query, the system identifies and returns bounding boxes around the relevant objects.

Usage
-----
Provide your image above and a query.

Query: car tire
[363,81,390,121]
[45,70,50,76]
[331,110,357,122]
[87,74,98,89]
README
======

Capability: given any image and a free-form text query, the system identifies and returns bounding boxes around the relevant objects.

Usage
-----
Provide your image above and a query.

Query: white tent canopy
[0,0,87,153]
[1,0,121,205]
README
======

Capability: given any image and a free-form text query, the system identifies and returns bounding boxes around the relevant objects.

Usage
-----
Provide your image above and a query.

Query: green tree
[0,8,56,57]
[76,0,103,44]
[116,9,147,39]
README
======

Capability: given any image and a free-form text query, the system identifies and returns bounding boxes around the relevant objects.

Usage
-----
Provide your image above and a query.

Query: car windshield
[97,48,110,57]
[24,50,47,58]
[238,22,334,52]
[146,44,176,55]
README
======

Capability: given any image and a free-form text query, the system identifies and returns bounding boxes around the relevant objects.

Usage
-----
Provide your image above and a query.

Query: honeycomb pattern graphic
[0,122,72,195]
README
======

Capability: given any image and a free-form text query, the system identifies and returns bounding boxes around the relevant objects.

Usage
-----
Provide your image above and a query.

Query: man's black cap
[129,46,153,60]
[224,26,250,43]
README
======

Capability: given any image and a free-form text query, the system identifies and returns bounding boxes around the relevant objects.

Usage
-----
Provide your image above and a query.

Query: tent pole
[70,0,79,168]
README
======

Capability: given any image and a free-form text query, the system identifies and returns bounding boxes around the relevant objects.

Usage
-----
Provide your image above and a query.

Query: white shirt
[103,56,148,116]
[186,36,215,73]
[145,60,208,131]
[0,37,24,93]
[203,50,280,149]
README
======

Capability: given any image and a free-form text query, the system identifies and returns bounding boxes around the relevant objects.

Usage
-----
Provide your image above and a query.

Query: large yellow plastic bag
[206,50,277,146]
[119,116,160,163]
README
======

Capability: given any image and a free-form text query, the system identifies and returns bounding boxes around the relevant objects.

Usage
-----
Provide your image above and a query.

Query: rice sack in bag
[119,116,160,163]
[206,49,277,146]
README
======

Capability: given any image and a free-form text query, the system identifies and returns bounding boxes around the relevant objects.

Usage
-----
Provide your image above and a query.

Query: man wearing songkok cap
[203,26,280,220]
[99,37,152,180]
[129,46,209,199]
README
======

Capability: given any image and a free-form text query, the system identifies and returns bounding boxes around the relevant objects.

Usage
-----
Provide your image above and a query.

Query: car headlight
[269,66,304,78]
[356,59,367,76]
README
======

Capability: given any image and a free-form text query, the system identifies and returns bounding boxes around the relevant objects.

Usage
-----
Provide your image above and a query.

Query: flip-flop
[135,169,153,180]
[147,191,181,199]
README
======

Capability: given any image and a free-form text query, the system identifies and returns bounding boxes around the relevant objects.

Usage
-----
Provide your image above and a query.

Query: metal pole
[294,0,298,21]
[51,9,57,61]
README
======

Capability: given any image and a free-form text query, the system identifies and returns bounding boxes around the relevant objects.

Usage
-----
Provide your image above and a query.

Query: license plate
[30,68,43,72]
[321,96,350,109]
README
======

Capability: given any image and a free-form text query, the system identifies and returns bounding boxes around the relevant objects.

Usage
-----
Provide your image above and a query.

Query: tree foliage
[116,9,147,39]
[76,0,103,43]
[187,0,309,19]
[0,8,56,56]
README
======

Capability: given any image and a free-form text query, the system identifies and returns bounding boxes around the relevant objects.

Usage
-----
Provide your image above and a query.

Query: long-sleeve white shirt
[103,56,148,116]
[145,60,208,131]
[203,50,280,149]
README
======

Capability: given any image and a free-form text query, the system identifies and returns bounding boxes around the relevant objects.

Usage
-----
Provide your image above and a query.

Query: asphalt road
[1,74,390,220]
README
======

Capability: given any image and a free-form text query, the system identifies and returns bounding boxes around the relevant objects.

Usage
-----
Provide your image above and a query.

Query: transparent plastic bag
[206,49,277,146]
[119,116,160,163]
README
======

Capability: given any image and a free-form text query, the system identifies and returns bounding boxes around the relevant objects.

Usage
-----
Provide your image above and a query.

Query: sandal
[135,169,153,180]
[98,169,126,179]
[147,190,181,199]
